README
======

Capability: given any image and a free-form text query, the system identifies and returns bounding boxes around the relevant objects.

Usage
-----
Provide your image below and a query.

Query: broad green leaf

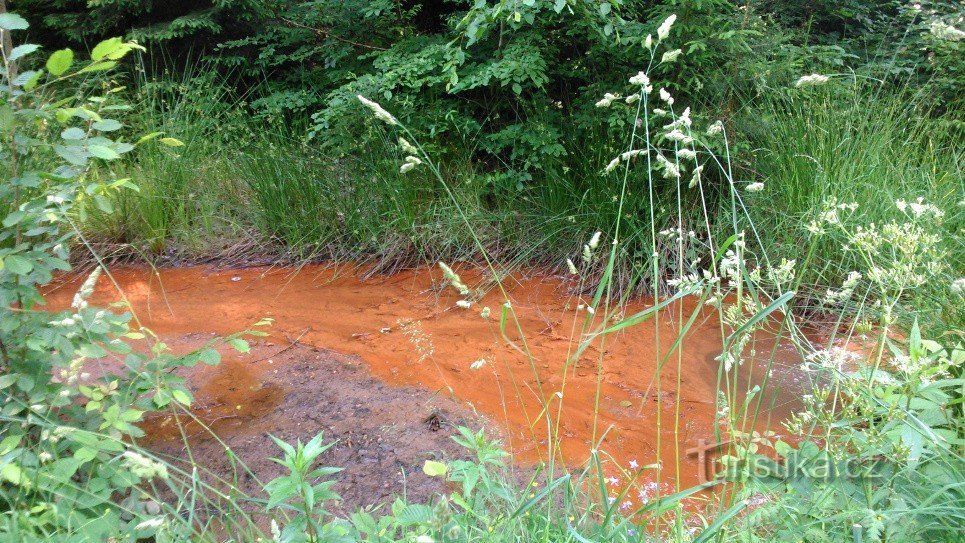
[61,127,86,140]
[88,145,121,160]
[46,49,74,76]
[90,37,123,61]
[0,13,29,31]
[23,70,43,91]
[3,255,33,275]
[172,389,192,405]
[228,338,249,353]
[78,60,117,74]
[422,460,447,477]
[92,119,122,132]
[198,349,221,365]
[10,44,39,61]
[54,144,90,165]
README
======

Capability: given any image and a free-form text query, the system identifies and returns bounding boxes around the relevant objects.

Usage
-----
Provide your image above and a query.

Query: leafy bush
[0,17,261,541]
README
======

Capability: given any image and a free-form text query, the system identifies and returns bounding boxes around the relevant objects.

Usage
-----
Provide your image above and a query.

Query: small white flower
[707,120,724,135]
[665,129,692,144]
[644,34,653,49]
[795,74,830,88]
[606,476,621,486]
[416,536,435,543]
[566,258,578,275]
[657,14,677,40]
[951,278,964,294]
[625,94,640,104]
[746,182,765,193]
[399,137,418,155]
[455,300,472,309]
[470,358,487,370]
[629,459,639,470]
[676,148,696,160]
[400,162,416,174]
[621,149,644,161]
[658,88,674,105]
[480,306,491,318]
[604,156,621,173]
[588,231,602,250]
[629,71,650,87]
[596,92,622,108]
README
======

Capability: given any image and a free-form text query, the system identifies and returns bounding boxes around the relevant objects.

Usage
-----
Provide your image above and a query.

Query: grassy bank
[80,71,963,330]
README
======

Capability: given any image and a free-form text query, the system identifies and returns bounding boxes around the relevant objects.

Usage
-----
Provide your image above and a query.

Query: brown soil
[135,333,493,514]
[44,264,810,496]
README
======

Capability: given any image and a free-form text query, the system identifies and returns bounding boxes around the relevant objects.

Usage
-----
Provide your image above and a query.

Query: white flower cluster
[398,137,418,155]
[582,231,602,263]
[795,74,830,88]
[357,95,398,126]
[804,347,861,373]
[400,155,422,174]
[121,451,169,480]
[655,153,681,179]
[439,261,470,296]
[595,92,623,108]
[953,277,965,295]
[767,258,796,287]
[896,197,944,219]
[824,271,862,305]
[930,21,965,41]
[72,267,102,310]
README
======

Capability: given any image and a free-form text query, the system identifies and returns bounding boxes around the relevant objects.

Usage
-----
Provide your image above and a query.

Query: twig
[274,13,387,51]
[249,327,311,363]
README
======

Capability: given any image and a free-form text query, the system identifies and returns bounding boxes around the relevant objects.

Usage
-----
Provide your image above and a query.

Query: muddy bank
[137,333,493,514]
[45,264,810,490]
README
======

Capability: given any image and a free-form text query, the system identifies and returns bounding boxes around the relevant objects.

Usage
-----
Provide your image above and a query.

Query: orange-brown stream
[45,264,807,493]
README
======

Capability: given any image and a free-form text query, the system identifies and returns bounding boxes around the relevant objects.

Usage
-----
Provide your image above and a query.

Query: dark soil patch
[140,335,496,515]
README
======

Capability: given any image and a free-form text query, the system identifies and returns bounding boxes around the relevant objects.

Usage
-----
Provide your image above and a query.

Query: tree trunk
[0,0,17,81]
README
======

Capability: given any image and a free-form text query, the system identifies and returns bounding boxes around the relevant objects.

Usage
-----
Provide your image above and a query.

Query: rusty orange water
[45,264,807,492]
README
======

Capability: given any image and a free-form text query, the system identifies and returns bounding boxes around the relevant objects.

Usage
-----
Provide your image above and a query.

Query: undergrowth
[2,8,963,543]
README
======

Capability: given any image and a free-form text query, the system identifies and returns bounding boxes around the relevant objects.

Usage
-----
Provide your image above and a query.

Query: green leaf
[172,389,192,405]
[158,137,185,147]
[198,349,221,365]
[90,37,123,61]
[0,13,29,31]
[0,374,17,389]
[78,60,117,74]
[3,255,33,275]
[228,338,249,353]
[135,131,164,145]
[10,44,39,61]
[92,119,122,132]
[422,460,448,477]
[61,127,86,140]
[88,145,121,160]
[54,144,90,165]
[46,49,74,76]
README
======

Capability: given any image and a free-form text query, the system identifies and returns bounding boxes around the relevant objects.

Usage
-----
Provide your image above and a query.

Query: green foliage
[0,18,260,541]
[739,82,962,331]
[733,328,965,542]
